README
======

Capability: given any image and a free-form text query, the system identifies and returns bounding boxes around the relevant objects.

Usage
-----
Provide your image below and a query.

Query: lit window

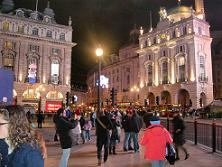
[178,57,185,82]
[3,22,9,31]
[3,54,14,70]
[4,41,15,49]
[51,60,60,84]
[147,65,153,86]
[162,61,168,84]
[18,25,24,33]
[27,57,38,83]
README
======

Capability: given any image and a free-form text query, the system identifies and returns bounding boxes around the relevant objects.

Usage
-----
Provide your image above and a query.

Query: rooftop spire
[35,0,39,12]
[47,1,50,8]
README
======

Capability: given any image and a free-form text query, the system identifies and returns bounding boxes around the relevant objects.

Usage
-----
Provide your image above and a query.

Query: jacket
[96,115,113,139]
[55,116,77,149]
[140,124,173,160]
[0,139,8,167]
[8,143,43,167]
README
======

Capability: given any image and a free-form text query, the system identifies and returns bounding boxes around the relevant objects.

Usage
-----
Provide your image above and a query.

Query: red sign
[45,101,62,112]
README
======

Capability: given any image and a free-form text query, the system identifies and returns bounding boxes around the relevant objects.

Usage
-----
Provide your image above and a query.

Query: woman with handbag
[140,116,173,167]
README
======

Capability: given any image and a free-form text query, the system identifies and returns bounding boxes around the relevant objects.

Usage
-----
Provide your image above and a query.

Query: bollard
[194,117,197,145]
[212,119,216,152]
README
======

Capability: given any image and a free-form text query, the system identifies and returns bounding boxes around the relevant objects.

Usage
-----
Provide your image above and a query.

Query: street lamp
[130,85,140,105]
[96,47,103,117]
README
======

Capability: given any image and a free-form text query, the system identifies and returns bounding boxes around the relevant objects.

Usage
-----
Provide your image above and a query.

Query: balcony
[198,76,208,83]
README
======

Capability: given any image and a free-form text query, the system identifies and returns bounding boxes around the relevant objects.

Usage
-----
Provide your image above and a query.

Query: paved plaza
[40,126,222,167]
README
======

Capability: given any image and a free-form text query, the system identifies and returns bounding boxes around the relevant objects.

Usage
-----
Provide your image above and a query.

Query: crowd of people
[0,105,189,167]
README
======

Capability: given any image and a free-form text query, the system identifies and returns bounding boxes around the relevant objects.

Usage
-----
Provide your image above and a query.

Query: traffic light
[66,92,70,107]
[156,96,159,105]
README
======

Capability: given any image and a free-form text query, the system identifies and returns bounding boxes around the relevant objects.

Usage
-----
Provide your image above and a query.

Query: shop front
[45,91,63,113]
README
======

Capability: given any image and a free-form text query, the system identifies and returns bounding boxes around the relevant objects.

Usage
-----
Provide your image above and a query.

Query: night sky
[4,0,222,84]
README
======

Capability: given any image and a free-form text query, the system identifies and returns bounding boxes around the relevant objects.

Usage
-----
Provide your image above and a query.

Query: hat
[149,116,160,125]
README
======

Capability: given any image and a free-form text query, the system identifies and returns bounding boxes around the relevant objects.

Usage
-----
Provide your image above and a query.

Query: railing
[161,118,221,153]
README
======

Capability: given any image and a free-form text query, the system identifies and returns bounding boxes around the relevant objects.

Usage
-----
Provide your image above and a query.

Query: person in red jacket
[140,116,173,167]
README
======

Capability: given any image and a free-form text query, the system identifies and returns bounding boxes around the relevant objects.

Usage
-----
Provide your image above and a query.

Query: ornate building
[87,27,140,106]
[0,0,76,112]
[138,0,213,109]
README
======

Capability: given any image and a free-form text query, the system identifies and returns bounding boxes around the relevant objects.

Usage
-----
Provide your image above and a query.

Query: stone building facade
[0,0,76,112]
[138,0,213,109]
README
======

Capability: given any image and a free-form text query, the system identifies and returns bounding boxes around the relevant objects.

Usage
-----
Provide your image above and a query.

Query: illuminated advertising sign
[28,63,37,84]
[45,101,62,112]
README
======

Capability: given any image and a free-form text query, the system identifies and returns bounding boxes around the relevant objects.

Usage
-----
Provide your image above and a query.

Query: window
[199,56,205,80]
[4,41,16,50]
[3,22,9,31]
[18,25,24,33]
[127,75,130,84]
[52,48,61,55]
[183,26,187,35]
[147,65,153,86]
[117,76,119,82]
[176,45,185,54]
[198,27,202,35]
[2,54,14,70]
[148,55,151,60]
[178,57,185,82]
[59,33,65,41]
[51,60,60,84]
[172,30,176,38]
[46,30,52,38]
[162,50,167,57]
[126,68,130,72]
[29,45,40,53]
[32,28,38,36]
[162,61,168,84]
[27,57,38,83]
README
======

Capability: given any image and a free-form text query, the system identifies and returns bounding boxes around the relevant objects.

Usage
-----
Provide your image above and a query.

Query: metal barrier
[161,118,222,153]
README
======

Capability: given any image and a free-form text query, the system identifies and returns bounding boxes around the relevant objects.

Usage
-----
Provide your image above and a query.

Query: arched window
[51,59,60,84]
[32,27,38,36]
[162,61,168,84]
[147,65,153,86]
[3,22,9,31]
[178,57,185,82]
[46,30,52,38]
[199,56,205,80]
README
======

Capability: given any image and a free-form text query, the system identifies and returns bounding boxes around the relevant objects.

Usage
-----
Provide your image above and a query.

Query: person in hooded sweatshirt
[140,116,173,167]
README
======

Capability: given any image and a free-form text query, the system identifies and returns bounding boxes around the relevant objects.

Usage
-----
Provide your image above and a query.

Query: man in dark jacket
[55,108,77,167]
[129,110,143,153]
[96,112,113,166]
[79,114,86,144]
[172,113,189,160]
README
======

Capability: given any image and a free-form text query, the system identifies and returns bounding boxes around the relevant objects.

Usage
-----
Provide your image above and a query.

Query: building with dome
[138,0,213,109]
[0,0,76,112]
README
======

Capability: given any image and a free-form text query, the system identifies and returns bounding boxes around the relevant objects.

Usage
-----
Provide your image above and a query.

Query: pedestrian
[172,112,189,160]
[84,120,92,141]
[37,111,44,128]
[0,108,9,167]
[5,105,44,167]
[140,116,173,167]
[122,110,133,151]
[53,113,59,141]
[79,114,86,144]
[96,112,113,166]
[109,115,120,155]
[129,109,143,153]
[54,108,78,167]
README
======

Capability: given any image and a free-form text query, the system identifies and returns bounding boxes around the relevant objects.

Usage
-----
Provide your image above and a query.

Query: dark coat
[0,139,8,167]
[55,116,77,149]
[172,116,186,145]
[8,143,43,167]
[129,114,143,133]
[122,115,130,132]
[79,117,85,130]
[96,115,113,140]
[110,119,120,141]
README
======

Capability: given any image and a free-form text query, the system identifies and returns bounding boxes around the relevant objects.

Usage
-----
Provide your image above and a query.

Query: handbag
[165,143,176,165]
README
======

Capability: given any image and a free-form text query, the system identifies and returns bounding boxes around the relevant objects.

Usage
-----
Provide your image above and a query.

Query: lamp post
[36,85,45,113]
[130,86,140,105]
[96,47,103,117]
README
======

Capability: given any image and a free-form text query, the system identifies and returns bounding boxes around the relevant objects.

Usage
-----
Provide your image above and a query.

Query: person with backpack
[140,116,173,167]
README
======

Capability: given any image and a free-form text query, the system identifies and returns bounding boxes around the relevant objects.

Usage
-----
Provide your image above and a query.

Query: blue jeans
[131,132,139,152]
[124,132,131,150]
[151,160,165,167]
[60,148,71,167]
[85,130,91,140]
